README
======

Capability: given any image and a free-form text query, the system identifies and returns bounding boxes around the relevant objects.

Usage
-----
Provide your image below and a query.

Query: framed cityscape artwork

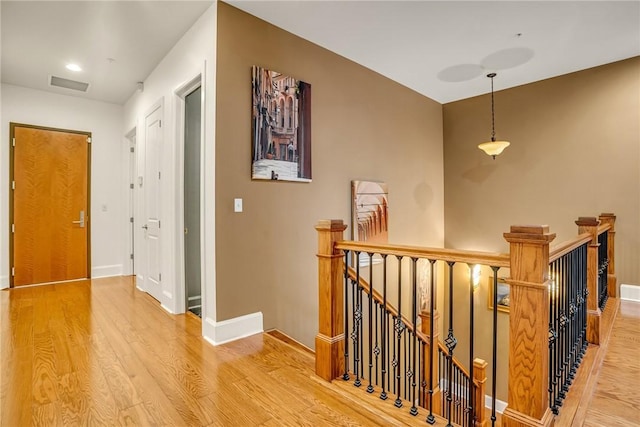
[251,66,312,182]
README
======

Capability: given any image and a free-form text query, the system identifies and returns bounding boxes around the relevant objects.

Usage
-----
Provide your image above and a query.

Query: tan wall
[216,3,444,348]
[444,57,640,287]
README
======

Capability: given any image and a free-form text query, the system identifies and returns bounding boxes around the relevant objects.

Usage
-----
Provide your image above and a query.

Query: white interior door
[144,103,163,302]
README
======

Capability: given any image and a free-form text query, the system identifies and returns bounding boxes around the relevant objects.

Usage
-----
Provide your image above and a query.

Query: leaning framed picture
[251,66,312,182]
[488,276,510,313]
[351,180,389,267]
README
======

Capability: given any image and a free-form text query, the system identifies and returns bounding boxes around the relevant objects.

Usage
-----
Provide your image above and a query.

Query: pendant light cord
[489,73,496,142]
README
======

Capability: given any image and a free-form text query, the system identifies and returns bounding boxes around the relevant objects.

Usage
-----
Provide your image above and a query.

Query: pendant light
[478,72,510,159]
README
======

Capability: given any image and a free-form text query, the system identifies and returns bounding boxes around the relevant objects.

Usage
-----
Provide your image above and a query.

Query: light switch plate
[234,198,243,213]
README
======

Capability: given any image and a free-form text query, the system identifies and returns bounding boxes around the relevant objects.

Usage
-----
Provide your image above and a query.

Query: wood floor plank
[118,403,156,427]
[32,331,58,405]
[1,358,32,427]
[117,352,187,426]
[31,401,59,427]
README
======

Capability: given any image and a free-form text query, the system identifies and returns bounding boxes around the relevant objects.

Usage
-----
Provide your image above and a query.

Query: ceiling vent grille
[49,75,90,92]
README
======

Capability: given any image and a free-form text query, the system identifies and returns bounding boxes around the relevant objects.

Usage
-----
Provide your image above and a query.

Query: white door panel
[145,103,163,302]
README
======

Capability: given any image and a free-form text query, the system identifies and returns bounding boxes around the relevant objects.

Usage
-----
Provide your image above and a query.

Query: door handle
[72,210,85,228]
[142,224,148,230]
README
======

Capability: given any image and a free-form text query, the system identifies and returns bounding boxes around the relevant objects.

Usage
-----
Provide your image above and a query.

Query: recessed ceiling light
[66,63,82,72]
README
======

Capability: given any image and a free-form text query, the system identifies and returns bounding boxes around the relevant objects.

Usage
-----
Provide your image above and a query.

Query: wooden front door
[10,123,91,287]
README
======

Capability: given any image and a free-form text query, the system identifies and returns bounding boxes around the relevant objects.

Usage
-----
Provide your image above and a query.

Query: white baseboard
[203,312,263,346]
[91,264,123,278]
[485,395,507,414]
[0,275,8,289]
[441,377,506,414]
[161,303,176,314]
[620,284,640,302]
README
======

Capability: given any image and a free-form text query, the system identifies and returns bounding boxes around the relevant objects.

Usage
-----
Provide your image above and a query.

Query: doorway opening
[183,85,203,317]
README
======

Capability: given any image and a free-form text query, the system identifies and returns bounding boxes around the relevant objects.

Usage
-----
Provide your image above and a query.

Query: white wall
[123,4,216,323]
[1,83,126,287]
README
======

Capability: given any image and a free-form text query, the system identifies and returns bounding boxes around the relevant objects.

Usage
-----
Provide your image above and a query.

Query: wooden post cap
[504,225,555,244]
[315,219,347,231]
[575,217,599,227]
[508,225,549,234]
[599,213,616,227]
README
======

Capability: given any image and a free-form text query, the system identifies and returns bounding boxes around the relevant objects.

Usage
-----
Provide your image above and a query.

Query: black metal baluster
[359,266,365,384]
[388,311,393,397]
[555,257,560,412]
[445,261,456,427]
[562,252,570,400]
[490,266,500,426]
[439,349,444,417]
[394,255,404,408]
[468,264,475,427]
[560,252,568,403]
[558,253,566,406]
[453,367,457,425]
[381,255,388,400]
[549,258,558,414]
[598,231,608,309]
[420,340,426,410]
[410,257,419,415]
[581,244,588,354]
[402,328,411,400]
[343,250,350,381]
[426,259,437,424]
[457,368,461,426]
[569,249,577,382]
[372,302,382,385]
[367,253,374,393]
[353,252,361,387]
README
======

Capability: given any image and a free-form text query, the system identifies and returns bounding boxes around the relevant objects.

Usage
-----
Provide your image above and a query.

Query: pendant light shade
[478,73,510,159]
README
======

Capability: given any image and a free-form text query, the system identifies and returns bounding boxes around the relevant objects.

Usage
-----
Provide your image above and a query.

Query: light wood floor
[1,277,638,426]
[582,300,640,426]
[0,277,434,426]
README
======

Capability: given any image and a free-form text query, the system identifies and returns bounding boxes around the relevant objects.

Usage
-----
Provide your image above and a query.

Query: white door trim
[124,127,137,278]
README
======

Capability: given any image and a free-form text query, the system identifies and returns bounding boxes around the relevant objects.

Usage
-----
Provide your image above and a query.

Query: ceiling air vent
[49,75,90,92]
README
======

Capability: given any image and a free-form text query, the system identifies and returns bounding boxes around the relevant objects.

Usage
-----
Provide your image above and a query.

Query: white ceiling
[229,1,640,103]
[1,1,214,105]
[1,1,638,105]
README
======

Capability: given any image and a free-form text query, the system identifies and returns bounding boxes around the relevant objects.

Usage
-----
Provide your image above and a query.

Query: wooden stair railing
[347,264,487,426]
[316,213,617,427]
[316,220,509,426]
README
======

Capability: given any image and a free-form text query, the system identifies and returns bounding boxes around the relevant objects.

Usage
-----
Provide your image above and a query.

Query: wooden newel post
[473,358,488,427]
[598,213,617,298]
[315,220,347,381]
[419,310,441,412]
[502,225,556,427]
[576,217,601,345]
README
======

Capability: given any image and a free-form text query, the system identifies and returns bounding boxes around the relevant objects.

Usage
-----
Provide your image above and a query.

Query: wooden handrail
[437,341,472,379]
[597,223,611,235]
[336,240,510,268]
[549,233,592,262]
